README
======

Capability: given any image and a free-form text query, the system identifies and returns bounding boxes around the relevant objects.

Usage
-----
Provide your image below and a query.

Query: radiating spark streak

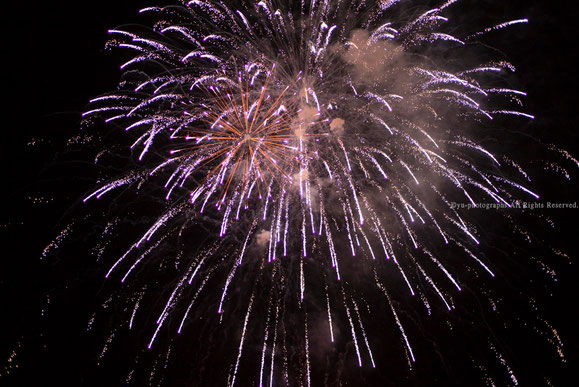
[366,92,393,112]
[269,303,279,387]
[466,19,528,40]
[453,239,495,277]
[325,282,335,342]
[416,260,453,310]
[494,177,540,199]
[300,256,305,301]
[375,272,416,364]
[423,248,461,290]
[352,299,376,368]
[492,110,535,119]
[259,302,273,387]
[122,236,168,283]
[178,267,215,334]
[229,293,254,387]
[343,290,362,367]
[128,291,145,330]
[304,313,311,387]
[218,262,238,314]
[400,161,419,185]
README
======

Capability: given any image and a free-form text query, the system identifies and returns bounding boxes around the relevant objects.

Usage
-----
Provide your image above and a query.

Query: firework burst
[71,0,571,385]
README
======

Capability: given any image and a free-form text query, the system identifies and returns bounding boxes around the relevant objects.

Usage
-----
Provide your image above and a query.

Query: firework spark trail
[325,281,335,343]
[75,0,567,384]
[269,303,280,387]
[352,298,376,368]
[374,269,416,365]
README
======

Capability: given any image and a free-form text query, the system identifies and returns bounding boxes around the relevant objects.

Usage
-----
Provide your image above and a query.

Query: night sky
[2,1,578,386]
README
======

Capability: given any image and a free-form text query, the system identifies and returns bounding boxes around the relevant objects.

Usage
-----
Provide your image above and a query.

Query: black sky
[2,0,578,385]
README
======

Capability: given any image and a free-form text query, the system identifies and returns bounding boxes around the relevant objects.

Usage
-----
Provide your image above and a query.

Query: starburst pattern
[74,0,569,385]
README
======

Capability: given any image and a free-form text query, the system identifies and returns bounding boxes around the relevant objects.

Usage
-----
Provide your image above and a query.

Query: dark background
[1,0,577,385]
